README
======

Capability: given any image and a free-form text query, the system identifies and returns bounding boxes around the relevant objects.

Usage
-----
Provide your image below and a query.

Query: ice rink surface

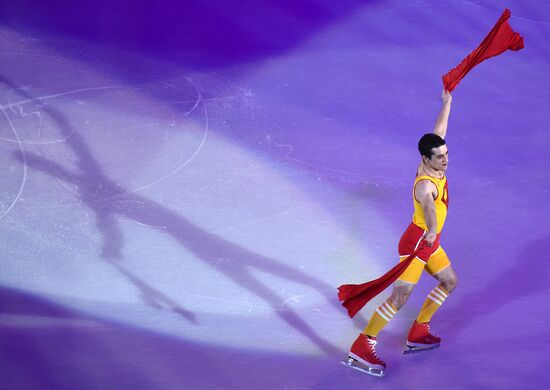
[0,0,549,389]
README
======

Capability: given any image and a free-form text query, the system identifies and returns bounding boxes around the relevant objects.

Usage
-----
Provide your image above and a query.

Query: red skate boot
[341,334,385,377]
[404,321,441,354]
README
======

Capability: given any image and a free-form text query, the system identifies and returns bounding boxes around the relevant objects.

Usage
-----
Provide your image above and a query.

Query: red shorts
[397,222,441,263]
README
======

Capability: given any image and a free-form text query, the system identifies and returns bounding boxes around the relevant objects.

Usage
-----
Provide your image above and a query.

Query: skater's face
[424,144,449,172]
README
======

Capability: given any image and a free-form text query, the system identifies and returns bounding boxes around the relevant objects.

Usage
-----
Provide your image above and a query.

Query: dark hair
[418,133,446,159]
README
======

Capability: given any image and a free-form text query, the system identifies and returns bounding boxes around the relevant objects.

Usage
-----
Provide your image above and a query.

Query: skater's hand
[441,90,452,105]
[423,230,437,247]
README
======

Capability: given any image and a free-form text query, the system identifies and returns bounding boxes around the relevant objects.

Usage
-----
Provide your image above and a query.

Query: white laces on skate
[367,338,382,361]
[425,322,439,338]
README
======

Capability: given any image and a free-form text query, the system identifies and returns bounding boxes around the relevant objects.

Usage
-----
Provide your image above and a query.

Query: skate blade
[403,344,440,355]
[340,358,385,377]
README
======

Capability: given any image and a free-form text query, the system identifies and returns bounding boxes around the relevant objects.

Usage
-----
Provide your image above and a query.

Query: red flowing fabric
[442,9,524,92]
[337,242,426,318]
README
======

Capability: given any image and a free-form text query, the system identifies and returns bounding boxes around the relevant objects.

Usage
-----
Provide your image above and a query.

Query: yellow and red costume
[397,174,450,283]
[338,173,451,317]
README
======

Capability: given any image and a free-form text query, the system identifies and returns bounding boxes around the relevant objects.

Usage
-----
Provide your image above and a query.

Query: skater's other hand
[423,230,437,247]
[441,90,452,105]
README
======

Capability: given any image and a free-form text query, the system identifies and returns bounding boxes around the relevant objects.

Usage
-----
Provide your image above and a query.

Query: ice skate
[341,334,385,377]
[403,321,441,354]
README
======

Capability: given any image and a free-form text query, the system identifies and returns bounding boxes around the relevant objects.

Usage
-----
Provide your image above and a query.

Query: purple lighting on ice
[0,1,549,389]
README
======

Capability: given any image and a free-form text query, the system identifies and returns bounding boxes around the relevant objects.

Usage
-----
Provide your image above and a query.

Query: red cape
[442,9,524,92]
[337,242,426,318]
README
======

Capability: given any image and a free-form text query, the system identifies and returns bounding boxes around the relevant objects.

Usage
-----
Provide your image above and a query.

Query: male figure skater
[347,90,458,375]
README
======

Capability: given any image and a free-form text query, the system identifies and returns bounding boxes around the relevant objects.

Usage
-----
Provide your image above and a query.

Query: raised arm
[414,180,438,246]
[433,90,452,139]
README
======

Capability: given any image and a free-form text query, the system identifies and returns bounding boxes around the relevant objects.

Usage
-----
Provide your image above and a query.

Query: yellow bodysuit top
[412,174,449,234]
